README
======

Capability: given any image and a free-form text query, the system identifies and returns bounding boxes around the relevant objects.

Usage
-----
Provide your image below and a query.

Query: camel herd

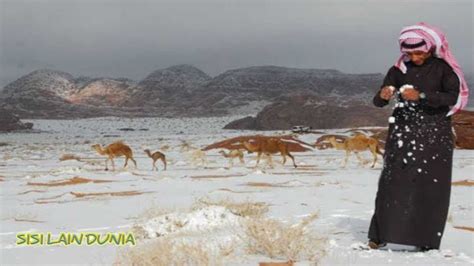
[90,133,384,172]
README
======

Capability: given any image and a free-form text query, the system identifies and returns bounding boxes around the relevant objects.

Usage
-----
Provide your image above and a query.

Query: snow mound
[140,206,241,238]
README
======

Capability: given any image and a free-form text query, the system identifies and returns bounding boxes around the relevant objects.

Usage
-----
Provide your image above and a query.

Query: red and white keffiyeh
[395,22,469,116]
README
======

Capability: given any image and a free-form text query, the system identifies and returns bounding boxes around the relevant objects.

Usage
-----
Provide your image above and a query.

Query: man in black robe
[368,23,468,251]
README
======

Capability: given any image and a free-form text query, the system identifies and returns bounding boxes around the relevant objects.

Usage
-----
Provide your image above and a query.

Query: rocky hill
[205,66,380,97]
[453,110,474,149]
[0,69,81,118]
[68,79,135,106]
[224,94,392,130]
[0,108,33,132]
[0,69,142,118]
[163,66,383,117]
[0,65,428,121]
[126,65,212,108]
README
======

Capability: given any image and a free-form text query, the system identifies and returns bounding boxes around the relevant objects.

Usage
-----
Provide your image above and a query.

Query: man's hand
[379,86,395,100]
[401,88,420,101]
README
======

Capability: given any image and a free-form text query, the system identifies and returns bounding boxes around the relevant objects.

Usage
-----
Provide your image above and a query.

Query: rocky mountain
[0,69,89,118]
[0,69,147,118]
[2,69,77,98]
[205,66,380,97]
[224,94,392,130]
[138,64,211,92]
[160,66,384,117]
[0,65,387,119]
[68,79,135,106]
[0,108,33,132]
[127,65,212,107]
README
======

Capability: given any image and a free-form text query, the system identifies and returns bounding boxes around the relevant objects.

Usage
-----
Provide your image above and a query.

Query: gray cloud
[1,0,472,86]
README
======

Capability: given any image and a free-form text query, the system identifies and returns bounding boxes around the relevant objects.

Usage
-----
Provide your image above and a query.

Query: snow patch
[140,206,241,239]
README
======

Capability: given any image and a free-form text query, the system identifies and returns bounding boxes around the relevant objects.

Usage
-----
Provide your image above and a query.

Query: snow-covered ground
[0,116,473,265]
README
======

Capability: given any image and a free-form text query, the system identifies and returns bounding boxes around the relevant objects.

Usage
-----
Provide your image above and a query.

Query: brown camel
[242,138,297,168]
[327,134,382,168]
[144,149,167,171]
[91,141,137,171]
[218,150,245,167]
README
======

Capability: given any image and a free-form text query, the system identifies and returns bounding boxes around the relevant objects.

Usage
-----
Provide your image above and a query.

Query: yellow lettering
[110,233,121,245]
[97,233,110,246]
[125,233,136,246]
[47,233,56,245]
[86,233,99,245]
[30,233,42,245]
[16,233,26,245]
[70,233,83,245]
[58,233,68,245]
[16,231,136,246]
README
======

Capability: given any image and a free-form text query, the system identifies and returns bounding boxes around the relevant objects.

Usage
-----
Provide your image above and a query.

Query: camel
[188,148,207,166]
[242,138,297,168]
[202,135,313,153]
[218,150,245,167]
[179,140,195,152]
[160,145,170,152]
[314,134,348,150]
[327,134,382,168]
[144,149,167,171]
[91,141,137,171]
[179,141,207,166]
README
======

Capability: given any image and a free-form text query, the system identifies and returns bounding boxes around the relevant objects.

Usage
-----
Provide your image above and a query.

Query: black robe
[368,56,460,249]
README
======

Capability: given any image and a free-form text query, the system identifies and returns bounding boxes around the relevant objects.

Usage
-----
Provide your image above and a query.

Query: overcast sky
[0,0,472,87]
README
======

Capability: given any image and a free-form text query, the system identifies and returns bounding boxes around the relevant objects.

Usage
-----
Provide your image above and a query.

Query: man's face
[406,51,431,65]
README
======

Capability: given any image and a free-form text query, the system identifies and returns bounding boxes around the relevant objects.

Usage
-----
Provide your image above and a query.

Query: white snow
[400,84,415,93]
[140,206,241,238]
[0,117,473,265]
[398,140,404,148]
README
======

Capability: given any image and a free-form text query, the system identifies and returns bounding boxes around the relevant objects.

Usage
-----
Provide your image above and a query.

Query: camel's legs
[287,153,297,168]
[354,152,366,165]
[131,158,137,169]
[255,151,262,167]
[266,153,274,168]
[239,156,245,165]
[370,146,378,168]
[110,157,116,171]
[152,160,157,171]
[343,150,351,168]
[280,151,287,165]
[105,158,109,171]
[124,157,129,168]
[161,158,167,170]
